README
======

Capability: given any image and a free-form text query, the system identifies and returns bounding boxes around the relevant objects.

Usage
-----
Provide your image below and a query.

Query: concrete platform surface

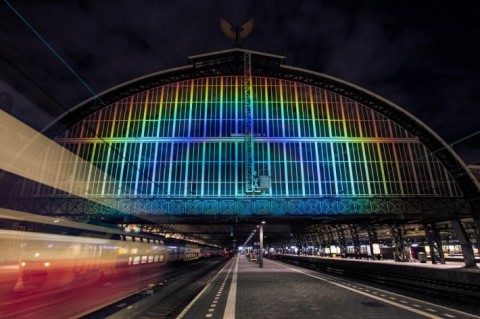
[177,254,480,319]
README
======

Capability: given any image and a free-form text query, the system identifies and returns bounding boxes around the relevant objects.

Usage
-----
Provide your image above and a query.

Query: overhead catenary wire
[3,0,166,195]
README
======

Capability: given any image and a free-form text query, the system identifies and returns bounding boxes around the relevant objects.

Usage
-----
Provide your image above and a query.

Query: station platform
[177,254,480,319]
[279,253,479,270]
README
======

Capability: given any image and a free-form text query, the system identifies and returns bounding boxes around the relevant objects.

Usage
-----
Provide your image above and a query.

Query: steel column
[450,219,476,267]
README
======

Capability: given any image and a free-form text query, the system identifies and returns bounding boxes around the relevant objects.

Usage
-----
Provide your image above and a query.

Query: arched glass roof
[13,49,477,221]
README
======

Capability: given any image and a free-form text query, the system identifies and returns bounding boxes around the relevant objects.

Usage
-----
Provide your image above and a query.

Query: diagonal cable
[3,0,166,195]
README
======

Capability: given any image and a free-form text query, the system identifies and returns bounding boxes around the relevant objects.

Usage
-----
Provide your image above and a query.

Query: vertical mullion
[118,98,134,195]
[264,78,272,196]
[234,77,239,195]
[371,110,388,194]
[279,80,288,195]
[183,80,195,196]
[279,80,286,138]
[201,78,209,196]
[355,102,371,195]
[218,142,222,196]
[86,109,103,195]
[344,143,353,195]
[310,87,322,195]
[101,105,118,195]
[422,146,436,195]
[167,83,180,195]
[392,142,405,195]
[134,92,150,195]
[151,87,164,195]
[205,143,210,195]
[187,79,194,139]
[235,76,239,135]
[340,97,355,196]
[329,142,337,195]
[235,142,239,196]
[294,83,306,196]
[407,142,420,194]
[97,144,108,195]
[324,91,338,195]
[283,142,289,196]
[266,141,272,196]
[388,120,404,195]
[218,78,224,195]
[219,76,224,137]
[183,141,191,196]
[264,78,270,138]
[444,166,454,196]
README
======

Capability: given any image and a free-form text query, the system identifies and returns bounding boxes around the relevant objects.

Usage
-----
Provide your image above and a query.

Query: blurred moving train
[0,208,222,295]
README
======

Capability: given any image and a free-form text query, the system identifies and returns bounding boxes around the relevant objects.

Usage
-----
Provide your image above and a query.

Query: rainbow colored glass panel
[26,76,461,198]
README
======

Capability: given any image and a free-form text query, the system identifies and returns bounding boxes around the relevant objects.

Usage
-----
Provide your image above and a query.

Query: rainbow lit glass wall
[22,76,461,198]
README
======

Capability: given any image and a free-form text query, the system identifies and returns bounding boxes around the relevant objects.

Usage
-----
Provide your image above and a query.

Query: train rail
[81,257,228,319]
[0,208,225,319]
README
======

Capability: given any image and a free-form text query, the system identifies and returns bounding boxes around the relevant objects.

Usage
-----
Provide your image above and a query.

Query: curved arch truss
[10,49,478,220]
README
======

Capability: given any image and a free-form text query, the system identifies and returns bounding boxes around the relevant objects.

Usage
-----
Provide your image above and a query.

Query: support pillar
[450,219,476,268]
[367,229,378,260]
[391,226,405,262]
[349,224,361,259]
[431,223,446,264]
[335,225,347,258]
[307,230,316,255]
[422,223,446,264]
[314,228,322,253]
[424,224,438,264]
[259,223,263,268]
[319,229,328,256]
[326,226,336,257]
[469,200,480,257]
[474,217,480,257]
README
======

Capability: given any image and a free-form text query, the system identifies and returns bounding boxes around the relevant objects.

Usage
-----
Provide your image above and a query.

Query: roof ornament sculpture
[219,18,254,47]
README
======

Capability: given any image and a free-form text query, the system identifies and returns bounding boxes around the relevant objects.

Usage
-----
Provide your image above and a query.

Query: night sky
[1,1,479,164]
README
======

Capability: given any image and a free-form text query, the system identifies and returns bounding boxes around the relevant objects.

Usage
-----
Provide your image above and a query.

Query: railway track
[82,257,228,319]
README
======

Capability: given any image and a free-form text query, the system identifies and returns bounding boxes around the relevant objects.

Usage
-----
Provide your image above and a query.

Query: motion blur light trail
[0,208,219,319]
[0,109,122,201]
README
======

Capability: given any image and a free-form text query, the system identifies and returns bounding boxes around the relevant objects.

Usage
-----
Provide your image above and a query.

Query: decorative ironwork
[4,196,473,220]
[243,52,254,194]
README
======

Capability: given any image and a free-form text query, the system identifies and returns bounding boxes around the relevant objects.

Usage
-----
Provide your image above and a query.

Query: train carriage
[0,208,220,294]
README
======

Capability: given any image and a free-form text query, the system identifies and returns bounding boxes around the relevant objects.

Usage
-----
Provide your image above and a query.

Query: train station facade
[6,48,480,266]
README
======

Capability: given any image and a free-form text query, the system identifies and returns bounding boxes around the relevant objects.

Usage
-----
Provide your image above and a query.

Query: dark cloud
[0,0,479,163]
